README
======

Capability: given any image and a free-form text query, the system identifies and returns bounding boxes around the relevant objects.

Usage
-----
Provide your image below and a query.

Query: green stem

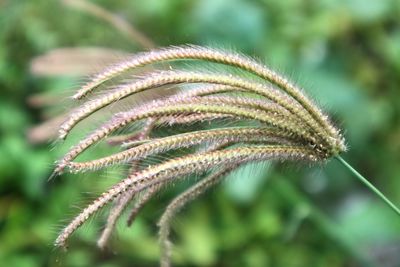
[335,156,400,217]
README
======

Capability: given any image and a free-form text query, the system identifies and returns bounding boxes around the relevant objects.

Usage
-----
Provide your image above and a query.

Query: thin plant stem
[336,156,400,217]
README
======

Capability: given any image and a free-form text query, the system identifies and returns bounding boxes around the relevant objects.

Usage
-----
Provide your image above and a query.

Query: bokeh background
[1,0,400,266]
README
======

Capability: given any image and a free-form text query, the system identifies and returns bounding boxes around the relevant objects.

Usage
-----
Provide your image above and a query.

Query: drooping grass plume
[52,45,400,266]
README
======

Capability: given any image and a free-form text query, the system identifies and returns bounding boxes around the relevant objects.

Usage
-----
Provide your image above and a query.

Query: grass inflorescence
[51,45,398,267]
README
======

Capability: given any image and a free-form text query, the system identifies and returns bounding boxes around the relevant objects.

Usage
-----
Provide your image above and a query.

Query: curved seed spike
[129,102,316,143]
[158,163,240,267]
[60,71,321,141]
[98,117,155,249]
[54,145,318,248]
[130,94,300,126]
[130,93,305,131]
[97,195,128,249]
[73,45,275,99]
[96,184,140,249]
[55,102,318,175]
[67,127,300,173]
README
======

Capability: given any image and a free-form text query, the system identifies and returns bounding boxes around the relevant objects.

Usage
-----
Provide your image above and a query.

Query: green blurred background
[1,0,400,266]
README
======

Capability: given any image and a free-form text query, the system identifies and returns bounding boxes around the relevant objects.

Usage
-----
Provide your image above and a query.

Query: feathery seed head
[52,45,346,263]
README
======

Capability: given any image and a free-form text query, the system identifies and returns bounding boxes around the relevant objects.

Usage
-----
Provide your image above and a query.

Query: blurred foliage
[1,0,400,266]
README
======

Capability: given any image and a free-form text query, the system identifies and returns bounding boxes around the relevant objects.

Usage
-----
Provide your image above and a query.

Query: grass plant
[52,45,399,267]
